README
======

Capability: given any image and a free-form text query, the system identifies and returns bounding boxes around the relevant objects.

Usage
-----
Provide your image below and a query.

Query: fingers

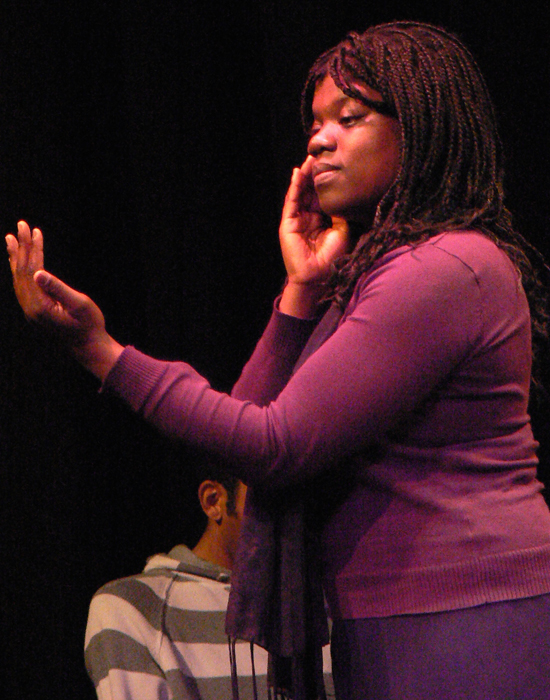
[6,221,53,324]
[282,168,302,215]
[330,217,349,235]
[15,221,32,271]
[299,155,315,178]
[5,224,25,275]
[29,227,44,272]
[283,158,315,215]
[293,156,315,194]
[5,221,44,276]
[5,234,19,275]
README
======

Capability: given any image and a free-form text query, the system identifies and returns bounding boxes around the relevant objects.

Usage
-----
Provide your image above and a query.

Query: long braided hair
[302,21,548,391]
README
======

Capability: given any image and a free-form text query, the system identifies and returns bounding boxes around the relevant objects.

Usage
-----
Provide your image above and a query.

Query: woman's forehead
[311,75,387,120]
[313,75,384,104]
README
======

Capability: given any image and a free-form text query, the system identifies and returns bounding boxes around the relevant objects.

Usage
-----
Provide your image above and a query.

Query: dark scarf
[226,304,344,700]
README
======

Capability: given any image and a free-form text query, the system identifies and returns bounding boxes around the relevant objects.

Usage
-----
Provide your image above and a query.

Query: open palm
[6,221,123,380]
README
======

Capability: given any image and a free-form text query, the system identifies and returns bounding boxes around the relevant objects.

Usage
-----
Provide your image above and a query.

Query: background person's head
[192,458,246,570]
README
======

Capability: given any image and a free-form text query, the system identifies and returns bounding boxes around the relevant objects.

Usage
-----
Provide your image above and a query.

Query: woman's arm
[6,160,345,384]
[104,241,484,489]
[231,305,321,405]
[7,221,490,491]
[229,157,351,406]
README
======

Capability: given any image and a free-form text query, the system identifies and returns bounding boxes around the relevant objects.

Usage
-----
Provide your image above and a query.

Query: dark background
[1,1,548,696]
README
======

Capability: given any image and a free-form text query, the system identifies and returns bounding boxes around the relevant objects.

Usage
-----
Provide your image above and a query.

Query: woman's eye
[340,114,362,127]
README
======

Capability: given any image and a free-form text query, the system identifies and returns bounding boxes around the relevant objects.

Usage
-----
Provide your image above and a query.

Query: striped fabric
[84,547,270,699]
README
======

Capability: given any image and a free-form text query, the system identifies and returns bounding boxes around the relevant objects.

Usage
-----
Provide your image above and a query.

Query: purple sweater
[105,231,550,619]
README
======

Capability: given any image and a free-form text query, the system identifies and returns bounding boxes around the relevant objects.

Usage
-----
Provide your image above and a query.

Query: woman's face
[307,75,401,226]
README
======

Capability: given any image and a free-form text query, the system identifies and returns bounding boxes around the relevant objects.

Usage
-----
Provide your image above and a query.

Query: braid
[301,21,548,391]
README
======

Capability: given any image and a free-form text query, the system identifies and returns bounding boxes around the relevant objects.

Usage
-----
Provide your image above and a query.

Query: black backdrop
[1,1,548,696]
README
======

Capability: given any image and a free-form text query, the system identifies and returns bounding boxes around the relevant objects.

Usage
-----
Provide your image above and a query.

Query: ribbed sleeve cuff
[102,346,170,412]
[261,296,322,362]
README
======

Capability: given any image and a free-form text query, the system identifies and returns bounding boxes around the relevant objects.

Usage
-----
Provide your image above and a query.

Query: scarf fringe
[229,637,327,700]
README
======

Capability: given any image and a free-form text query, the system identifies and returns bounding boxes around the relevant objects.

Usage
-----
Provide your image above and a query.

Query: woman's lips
[312,162,340,185]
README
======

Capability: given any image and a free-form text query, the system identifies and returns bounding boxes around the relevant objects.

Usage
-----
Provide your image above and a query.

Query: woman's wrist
[279,280,326,319]
[71,332,125,383]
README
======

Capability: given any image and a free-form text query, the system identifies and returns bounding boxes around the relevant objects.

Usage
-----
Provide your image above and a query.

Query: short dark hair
[195,453,240,515]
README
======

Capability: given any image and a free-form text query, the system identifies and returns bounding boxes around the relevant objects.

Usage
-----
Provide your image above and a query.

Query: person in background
[84,461,335,700]
[83,467,270,699]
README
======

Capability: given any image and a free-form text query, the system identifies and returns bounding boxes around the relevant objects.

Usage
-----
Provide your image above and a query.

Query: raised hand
[6,221,123,381]
[278,156,351,317]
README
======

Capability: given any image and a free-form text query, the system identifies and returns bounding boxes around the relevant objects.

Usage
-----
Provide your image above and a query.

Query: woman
[7,21,550,700]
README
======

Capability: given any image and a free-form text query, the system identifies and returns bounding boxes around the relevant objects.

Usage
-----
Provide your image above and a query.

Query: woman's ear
[197,480,228,524]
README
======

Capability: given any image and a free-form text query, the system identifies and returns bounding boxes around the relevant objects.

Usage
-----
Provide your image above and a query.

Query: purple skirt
[330,594,550,700]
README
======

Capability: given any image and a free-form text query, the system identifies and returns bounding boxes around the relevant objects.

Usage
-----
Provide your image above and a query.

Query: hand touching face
[307,76,401,227]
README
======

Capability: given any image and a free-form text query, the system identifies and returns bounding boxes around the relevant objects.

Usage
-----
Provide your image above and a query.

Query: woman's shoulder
[349,230,520,311]
[425,231,521,296]
[427,229,512,266]
[362,230,515,286]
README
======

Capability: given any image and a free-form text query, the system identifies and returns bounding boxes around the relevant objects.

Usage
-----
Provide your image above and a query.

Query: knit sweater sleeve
[230,302,320,406]
[103,237,505,490]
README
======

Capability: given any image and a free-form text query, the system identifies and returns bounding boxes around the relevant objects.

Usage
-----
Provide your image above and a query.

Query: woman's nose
[307,124,337,157]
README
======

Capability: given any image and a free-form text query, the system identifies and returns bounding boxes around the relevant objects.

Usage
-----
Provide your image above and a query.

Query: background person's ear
[197,480,228,524]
